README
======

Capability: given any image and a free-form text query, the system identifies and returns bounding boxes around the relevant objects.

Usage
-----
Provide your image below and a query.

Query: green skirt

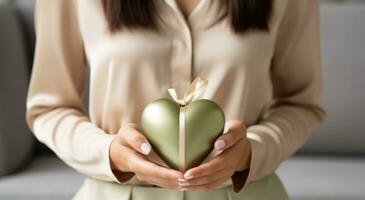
[73,173,289,200]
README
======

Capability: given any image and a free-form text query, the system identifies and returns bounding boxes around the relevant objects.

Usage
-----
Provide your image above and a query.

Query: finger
[131,157,184,189]
[149,175,184,190]
[119,124,152,155]
[184,176,231,192]
[214,125,244,152]
[129,152,184,182]
[137,173,181,189]
[145,147,171,169]
[179,168,233,186]
[184,155,226,180]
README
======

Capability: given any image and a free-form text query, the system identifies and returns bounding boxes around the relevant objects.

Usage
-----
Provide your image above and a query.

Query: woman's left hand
[178,119,251,191]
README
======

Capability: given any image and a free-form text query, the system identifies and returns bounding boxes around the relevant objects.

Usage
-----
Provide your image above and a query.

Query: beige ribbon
[168,77,208,172]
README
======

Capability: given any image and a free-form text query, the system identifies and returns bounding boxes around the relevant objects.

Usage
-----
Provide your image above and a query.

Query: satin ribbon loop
[168,76,208,106]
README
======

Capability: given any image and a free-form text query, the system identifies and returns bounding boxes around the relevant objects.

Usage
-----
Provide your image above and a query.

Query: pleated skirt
[73,173,289,200]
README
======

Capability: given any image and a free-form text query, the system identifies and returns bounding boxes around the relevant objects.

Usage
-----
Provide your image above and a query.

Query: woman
[26,0,325,199]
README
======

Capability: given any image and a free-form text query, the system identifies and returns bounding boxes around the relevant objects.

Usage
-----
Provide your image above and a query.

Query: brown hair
[101,0,273,34]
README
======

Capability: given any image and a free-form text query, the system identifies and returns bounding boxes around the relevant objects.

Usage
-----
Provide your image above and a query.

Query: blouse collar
[163,0,209,22]
[160,0,226,30]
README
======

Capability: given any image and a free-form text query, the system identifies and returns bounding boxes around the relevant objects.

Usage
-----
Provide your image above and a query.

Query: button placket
[164,0,195,93]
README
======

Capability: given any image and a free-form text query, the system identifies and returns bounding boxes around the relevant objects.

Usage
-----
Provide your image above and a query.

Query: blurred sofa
[0,0,364,199]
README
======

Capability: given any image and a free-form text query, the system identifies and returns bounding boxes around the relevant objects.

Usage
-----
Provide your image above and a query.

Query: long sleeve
[232,0,326,193]
[25,0,126,183]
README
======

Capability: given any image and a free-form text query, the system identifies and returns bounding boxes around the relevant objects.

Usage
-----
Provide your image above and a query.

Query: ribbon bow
[167,76,208,106]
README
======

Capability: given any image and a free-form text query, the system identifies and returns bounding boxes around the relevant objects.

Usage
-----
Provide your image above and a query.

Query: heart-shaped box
[140,77,225,172]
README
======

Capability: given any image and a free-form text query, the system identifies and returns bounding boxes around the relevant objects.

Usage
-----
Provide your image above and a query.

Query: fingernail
[178,182,190,186]
[140,142,151,155]
[214,139,226,150]
[177,178,187,182]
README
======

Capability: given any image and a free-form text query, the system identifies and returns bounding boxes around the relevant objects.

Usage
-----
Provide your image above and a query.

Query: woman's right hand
[109,123,185,190]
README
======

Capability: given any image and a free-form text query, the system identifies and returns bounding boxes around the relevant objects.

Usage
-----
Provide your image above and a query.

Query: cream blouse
[26,0,325,193]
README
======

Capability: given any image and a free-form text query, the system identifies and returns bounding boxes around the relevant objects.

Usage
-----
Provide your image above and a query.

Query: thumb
[121,123,152,155]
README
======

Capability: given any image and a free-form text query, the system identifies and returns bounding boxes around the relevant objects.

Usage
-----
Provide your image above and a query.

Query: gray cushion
[13,0,35,69]
[300,2,365,154]
[0,1,34,176]
[0,156,85,200]
[277,156,365,200]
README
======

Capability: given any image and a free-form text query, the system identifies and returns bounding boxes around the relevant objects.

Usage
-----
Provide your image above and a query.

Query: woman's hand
[109,123,185,190]
[178,119,251,191]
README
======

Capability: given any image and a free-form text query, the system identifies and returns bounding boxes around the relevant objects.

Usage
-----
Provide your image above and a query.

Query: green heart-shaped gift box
[140,98,225,172]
